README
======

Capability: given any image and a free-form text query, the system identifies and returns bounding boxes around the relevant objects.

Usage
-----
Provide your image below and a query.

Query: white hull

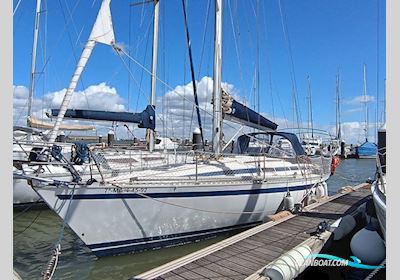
[34,180,318,257]
[371,178,386,240]
[30,154,331,256]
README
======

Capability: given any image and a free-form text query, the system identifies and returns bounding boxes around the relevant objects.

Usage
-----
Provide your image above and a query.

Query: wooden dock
[132,184,372,280]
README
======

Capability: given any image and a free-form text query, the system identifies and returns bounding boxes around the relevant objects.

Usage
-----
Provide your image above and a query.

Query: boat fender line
[300,183,318,207]
[283,191,294,212]
[322,182,328,197]
[315,183,325,198]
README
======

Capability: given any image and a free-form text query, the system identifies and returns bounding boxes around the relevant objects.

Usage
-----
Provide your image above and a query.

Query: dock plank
[133,184,371,280]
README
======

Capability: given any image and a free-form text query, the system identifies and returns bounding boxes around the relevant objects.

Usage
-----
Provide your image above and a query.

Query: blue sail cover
[358,141,377,157]
[226,100,278,131]
[51,105,155,130]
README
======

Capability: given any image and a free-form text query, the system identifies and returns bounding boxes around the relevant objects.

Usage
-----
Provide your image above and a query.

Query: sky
[13,0,386,144]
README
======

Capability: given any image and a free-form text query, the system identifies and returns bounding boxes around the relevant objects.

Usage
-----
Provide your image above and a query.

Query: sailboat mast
[363,64,368,142]
[335,70,342,140]
[306,76,313,138]
[212,0,223,155]
[147,0,159,152]
[48,0,115,142]
[27,0,42,126]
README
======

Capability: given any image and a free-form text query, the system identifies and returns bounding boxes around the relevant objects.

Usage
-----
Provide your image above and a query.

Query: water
[13,158,376,280]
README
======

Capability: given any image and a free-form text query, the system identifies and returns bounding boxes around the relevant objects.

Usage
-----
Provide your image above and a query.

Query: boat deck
[132,183,372,280]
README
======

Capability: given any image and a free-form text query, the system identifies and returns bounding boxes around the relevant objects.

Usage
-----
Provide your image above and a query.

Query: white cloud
[155,76,250,141]
[18,78,375,147]
[343,107,363,114]
[345,95,375,105]
[43,82,126,112]
[13,83,128,136]
[327,121,379,145]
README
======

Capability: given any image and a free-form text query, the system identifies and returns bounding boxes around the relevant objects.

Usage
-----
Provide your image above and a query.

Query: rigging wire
[127,6,133,111]
[260,0,276,121]
[255,0,261,128]
[181,0,205,149]
[13,0,23,16]
[375,0,380,141]
[227,0,245,92]
[277,0,302,131]
[135,8,154,113]
[115,46,270,143]
[57,0,97,132]
[197,0,212,136]
[161,0,167,139]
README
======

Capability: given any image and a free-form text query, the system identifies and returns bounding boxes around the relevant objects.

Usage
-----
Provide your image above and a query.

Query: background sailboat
[357,64,378,159]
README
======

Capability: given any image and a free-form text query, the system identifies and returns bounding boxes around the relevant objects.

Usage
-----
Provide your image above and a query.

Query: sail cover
[27,116,95,131]
[51,105,155,130]
[221,90,278,131]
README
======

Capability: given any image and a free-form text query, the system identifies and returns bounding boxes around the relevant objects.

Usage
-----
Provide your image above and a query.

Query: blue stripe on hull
[90,221,261,257]
[57,184,312,200]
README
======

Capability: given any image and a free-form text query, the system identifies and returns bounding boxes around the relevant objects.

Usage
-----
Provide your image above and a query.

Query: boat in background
[357,140,378,159]
[356,64,377,159]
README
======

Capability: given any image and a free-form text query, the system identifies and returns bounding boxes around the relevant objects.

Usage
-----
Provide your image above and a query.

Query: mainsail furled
[51,105,155,130]
[221,89,278,131]
[28,116,95,131]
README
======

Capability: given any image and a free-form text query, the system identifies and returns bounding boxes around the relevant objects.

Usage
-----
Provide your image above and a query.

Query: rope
[56,184,76,244]
[364,259,386,280]
[13,198,44,220]
[133,189,312,215]
[13,210,43,238]
[41,185,76,280]
[42,244,61,280]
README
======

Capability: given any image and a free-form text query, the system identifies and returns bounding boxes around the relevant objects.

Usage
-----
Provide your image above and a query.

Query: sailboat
[300,76,323,156]
[356,64,378,159]
[334,70,350,158]
[20,0,333,257]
